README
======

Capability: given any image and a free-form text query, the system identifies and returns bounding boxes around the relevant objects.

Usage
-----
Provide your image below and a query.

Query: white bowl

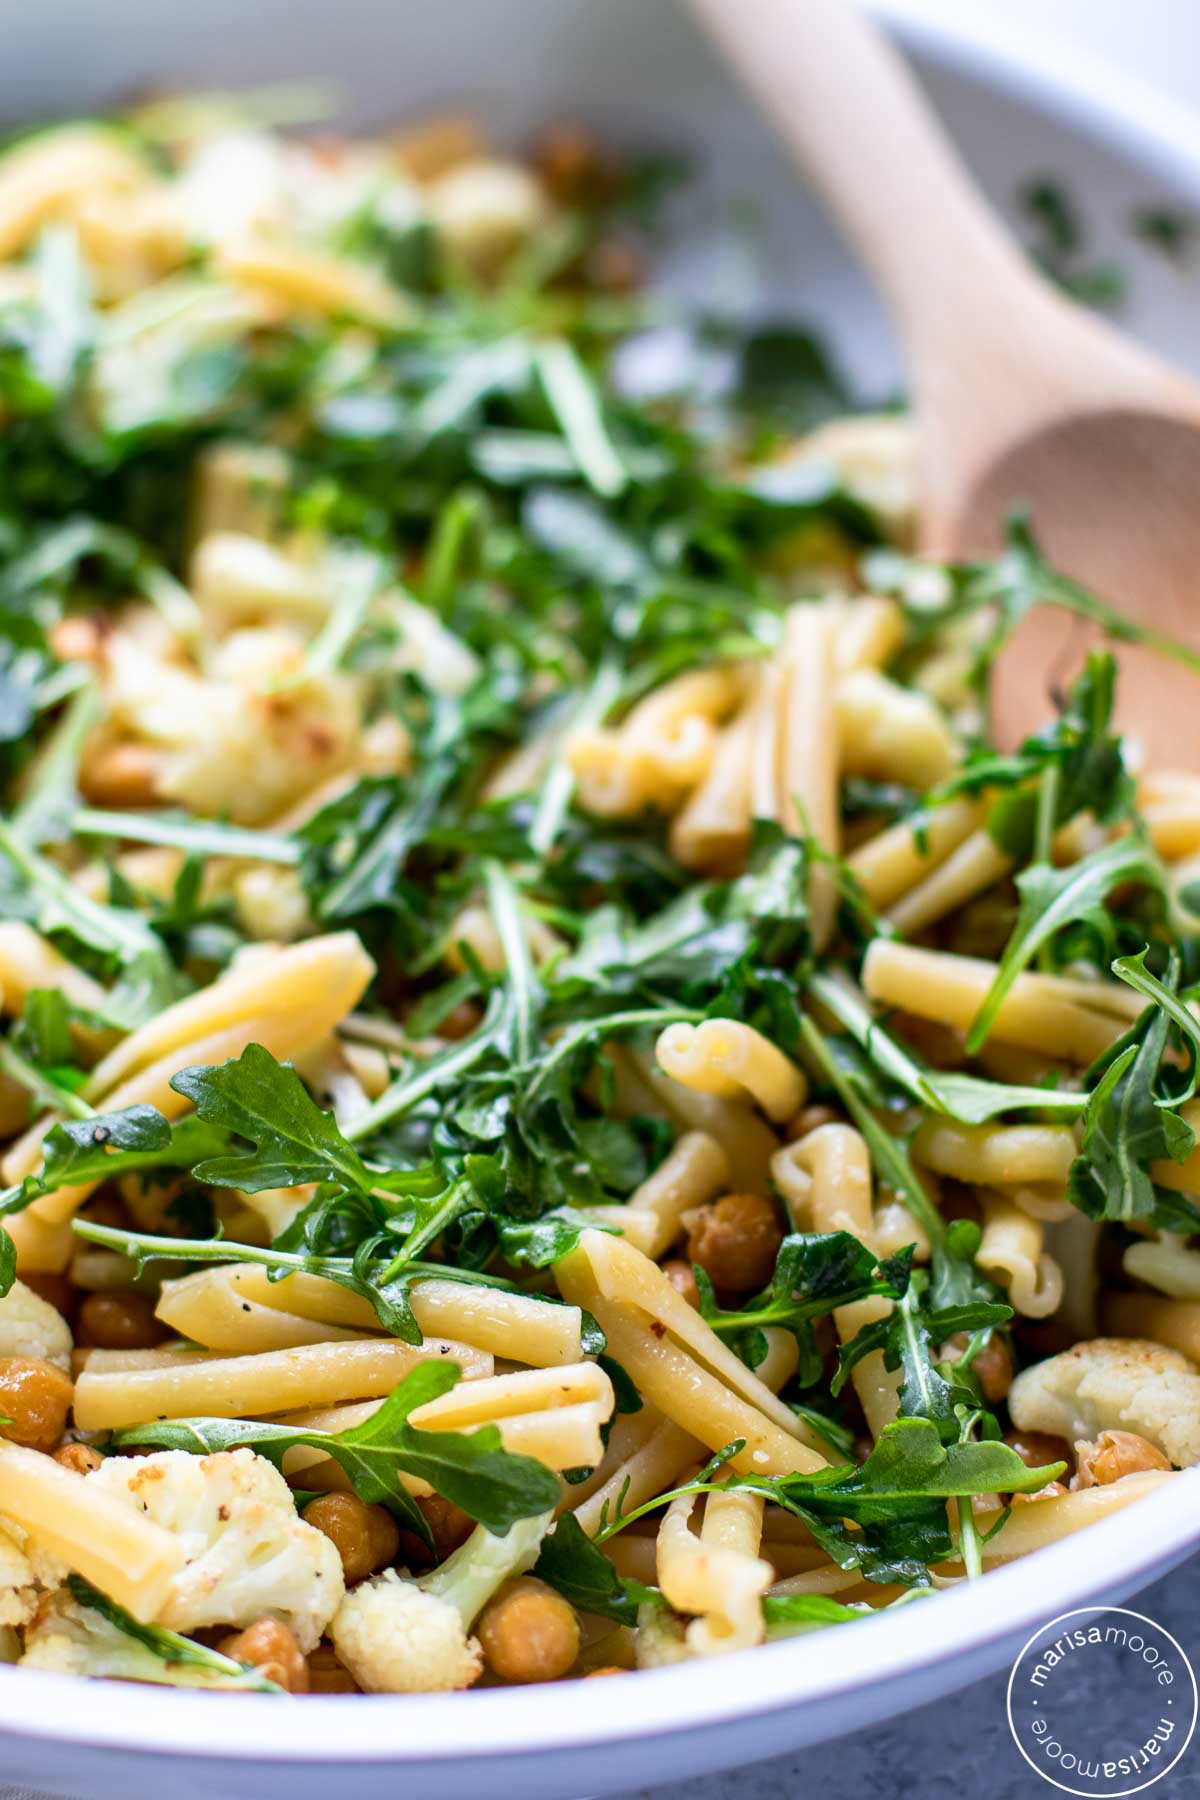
[2,3,1199,1794]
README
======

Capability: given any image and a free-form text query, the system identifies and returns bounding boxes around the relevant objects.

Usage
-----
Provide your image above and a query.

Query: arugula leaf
[1065,952,1198,1225]
[170,1044,377,1194]
[65,1576,281,1693]
[966,834,1166,1054]
[808,972,1086,1123]
[697,1231,913,1376]
[533,1511,656,1625]
[756,1418,1063,1585]
[111,1360,560,1538]
[834,1273,1011,1442]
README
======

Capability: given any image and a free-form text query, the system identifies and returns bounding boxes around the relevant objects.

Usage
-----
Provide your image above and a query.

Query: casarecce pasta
[0,94,1193,1702]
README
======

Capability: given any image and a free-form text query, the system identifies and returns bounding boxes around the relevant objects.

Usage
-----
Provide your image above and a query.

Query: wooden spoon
[689,0,1200,766]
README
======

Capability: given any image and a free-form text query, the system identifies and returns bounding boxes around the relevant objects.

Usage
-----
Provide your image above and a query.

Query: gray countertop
[625,1555,1200,1800]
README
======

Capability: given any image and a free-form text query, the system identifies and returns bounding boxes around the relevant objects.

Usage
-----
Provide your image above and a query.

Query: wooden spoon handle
[687,0,1042,358]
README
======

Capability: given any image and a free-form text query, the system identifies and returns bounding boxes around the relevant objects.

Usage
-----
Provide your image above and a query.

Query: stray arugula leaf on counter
[111,1360,561,1540]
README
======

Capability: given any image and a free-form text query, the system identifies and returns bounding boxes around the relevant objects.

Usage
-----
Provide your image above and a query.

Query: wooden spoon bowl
[690,0,1200,766]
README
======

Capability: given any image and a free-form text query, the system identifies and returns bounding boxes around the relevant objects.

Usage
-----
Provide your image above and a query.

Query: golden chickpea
[302,1493,395,1586]
[417,1493,475,1560]
[0,1356,74,1453]
[535,124,615,205]
[1072,1430,1172,1490]
[79,739,162,808]
[786,1104,841,1141]
[366,1503,401,1572]
[583,1666,627,1678]
[219,1619,308,1693]
[438,1001,484,1042]
[52,1442,104,1476]
[77,1292,164,1351]
[686,1192,782,1295]
[476,1578,580,1684]
[1005,1430,1072,1474]
[660,1259,700,1310]
[307,1642,359,1694]
[940,1331,1013,1404]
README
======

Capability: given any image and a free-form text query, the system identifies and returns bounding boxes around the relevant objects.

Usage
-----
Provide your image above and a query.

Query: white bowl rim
[4,0,1200,1767]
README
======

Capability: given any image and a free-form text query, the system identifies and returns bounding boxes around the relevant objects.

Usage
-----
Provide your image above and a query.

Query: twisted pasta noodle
[0,126,150,259]
[828,596,904,673]
[190,1265,589,1368]
[1004,1183,1076,1224]
[216,238,410,328]
[568,1410,701,1537]
[555,1230,830,1470]
[443,902,563,974]
[656,1018,806,1124]
[796,1123,901,1438]
[3,933,375,1262]
[976,1191,1064,1319]
[0,1445,183,1622]
[1123,1235,1200,1300]
[848,797,985,911]
[669,702,755,875]
[656,1491,771,1656]
[862,941,1128,1063]
[913,1119,1077,1187]
[73,1336,493,1431]
[0,923,111,1020]
[968,1471,1177,1561]
[621,668,743,785]
[568,669,741,819]
[886,830,1013,937]
[1103,1294,1200,1362]
[625,1131,732,1260]
[156,1268,371,1354]
[279,1367,612,1480]
[779,606,839,946]
[836,668,958,791]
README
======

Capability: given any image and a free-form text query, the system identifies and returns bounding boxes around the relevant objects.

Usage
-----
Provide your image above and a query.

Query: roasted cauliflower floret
[19,1590,244,1689]
[86,1448,344,1649]
[331,1510,551,1694]
[102,625,362,826]
[0,1525,40,1632]
[1008,1338,1200,1469]
[0,1279,72,1372]
[332,1570,483,1694]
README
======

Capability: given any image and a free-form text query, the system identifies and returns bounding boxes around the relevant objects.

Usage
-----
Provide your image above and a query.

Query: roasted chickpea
[786,1104,841,1141]
[940,1331,1012,1404]
[1011,1479,1069,1505]
[583,1666,627,1678]
[534,124,615,205]
[686,1192,782,1294]
[52,1442,104,1476]
[1005,1430,1072,1474]
[77,1292,164,1351]
[416,1493,474,1560]
[660,1259,700,1309]
[302,1493,396,1585]
[218,1619,308,1693]
[79,738,162,808]
[0,1356,74,1452]
[438,1000,485,1042]
[476,1577,580,1684]
[308,1641,359,1694]
[1072,1430,1172,1489]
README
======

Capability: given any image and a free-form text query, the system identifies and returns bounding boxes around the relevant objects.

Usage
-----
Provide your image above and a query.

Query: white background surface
[2,3,1198,1798]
